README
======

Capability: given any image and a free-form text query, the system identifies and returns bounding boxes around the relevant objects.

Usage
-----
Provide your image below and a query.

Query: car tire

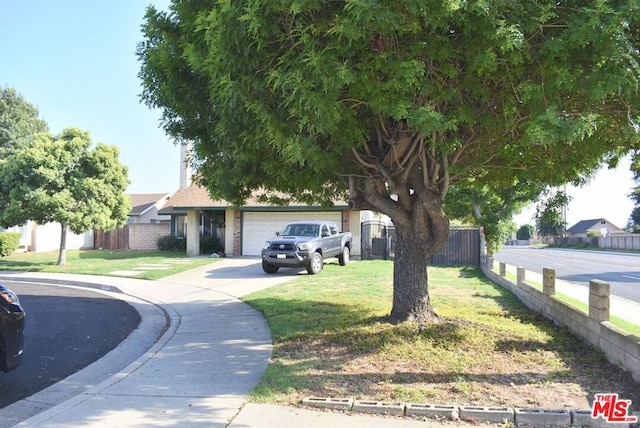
[306,252,323,274]
[262,261,279,274]
[338,246,350,266]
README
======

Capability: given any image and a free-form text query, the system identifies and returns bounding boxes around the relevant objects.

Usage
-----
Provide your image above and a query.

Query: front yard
[242,261,638,410]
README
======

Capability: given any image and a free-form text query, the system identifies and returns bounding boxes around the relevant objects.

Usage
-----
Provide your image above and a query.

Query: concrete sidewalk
[0,258,635,427]
[0,258,291,427]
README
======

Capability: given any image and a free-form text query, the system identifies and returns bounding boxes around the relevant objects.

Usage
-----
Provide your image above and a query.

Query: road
[0,281,140,408]
[494,246,640,303]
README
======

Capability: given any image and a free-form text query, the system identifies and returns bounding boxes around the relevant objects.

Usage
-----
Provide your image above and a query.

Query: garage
[242,211,343,256]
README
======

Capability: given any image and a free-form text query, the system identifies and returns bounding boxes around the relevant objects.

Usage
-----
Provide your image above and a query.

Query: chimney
[179,143,193,188]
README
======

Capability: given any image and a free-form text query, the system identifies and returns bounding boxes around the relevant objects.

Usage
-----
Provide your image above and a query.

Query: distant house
[127,193,171,224]
[565,218,625,238]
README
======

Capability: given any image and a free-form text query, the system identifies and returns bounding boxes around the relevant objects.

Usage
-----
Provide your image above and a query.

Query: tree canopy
[0,128,130,265]
[139,0,640,324]
[0,86,48,156]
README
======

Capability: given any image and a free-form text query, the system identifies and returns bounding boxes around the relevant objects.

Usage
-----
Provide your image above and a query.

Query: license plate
[277,254,286,259]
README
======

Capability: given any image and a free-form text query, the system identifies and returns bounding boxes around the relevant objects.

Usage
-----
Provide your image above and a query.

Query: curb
[302,397,636,427]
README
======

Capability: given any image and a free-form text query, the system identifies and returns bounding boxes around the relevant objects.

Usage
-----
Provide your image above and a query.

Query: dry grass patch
[243,261,638,410]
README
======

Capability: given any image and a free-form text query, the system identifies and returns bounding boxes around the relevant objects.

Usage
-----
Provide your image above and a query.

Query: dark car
[0,284,25,372]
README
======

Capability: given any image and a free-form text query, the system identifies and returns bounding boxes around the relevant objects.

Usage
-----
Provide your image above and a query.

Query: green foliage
[199,234,223,255]
[0,87,48,156]
[627,150,640,232]
[446,182,539,255]
[157,234,222,254]
[139,1,640,320]
[0,232,21,257]
[516,224,535,241]
[157,235,186,252]
[535,190,570,237]
[0,128,130,264]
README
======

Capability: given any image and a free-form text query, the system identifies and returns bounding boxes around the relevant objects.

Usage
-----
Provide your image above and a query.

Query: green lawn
[0,250,218,280]
[242,261,639,410]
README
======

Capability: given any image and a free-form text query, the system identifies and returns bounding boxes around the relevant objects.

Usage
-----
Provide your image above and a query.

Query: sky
[1,1,177,194]
[1,1,636,229]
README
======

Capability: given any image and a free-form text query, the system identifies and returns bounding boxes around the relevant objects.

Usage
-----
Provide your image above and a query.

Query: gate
[361,221,482,266]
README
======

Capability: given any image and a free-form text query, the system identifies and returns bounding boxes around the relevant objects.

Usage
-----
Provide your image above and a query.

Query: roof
[158,185,348,214]
[566,218,622,234]
[128,193,171,216]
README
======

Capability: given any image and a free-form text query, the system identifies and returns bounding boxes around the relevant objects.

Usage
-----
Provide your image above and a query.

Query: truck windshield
[281,224,319,237]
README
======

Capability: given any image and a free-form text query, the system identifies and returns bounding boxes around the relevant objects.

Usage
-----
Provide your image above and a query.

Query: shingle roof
[128,193,171,216]
[566,218,621,234]
[158,185,348,214]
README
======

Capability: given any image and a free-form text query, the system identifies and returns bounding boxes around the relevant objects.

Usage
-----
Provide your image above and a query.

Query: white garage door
[242,211,342,256]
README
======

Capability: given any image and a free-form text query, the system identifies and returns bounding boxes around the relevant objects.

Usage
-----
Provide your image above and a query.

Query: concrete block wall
[482,262,640,382]
[127,223,170,251]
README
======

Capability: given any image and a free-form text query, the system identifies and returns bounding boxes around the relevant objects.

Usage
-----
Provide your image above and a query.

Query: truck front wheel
[306,252,323,274]
[338,246,350,266]
[262,261,279,274]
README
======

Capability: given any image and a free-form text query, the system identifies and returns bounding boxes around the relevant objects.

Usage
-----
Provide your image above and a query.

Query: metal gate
[361,221,482,266]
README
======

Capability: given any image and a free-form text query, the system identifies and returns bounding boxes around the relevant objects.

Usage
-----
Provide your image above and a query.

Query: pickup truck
[261,221,352,274]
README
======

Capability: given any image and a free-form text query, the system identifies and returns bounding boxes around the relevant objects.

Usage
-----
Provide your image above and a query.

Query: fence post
[589,280,610,322]
[543,268,556,296]
[517,266,525,286]
[499,262,506,277]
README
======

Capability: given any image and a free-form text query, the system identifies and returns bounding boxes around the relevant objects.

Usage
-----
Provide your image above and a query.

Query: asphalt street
[0,281,140,408]
[494,246,640,303]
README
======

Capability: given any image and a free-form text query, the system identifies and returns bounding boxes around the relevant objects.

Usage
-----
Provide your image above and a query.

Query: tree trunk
[388,223,439,324]
[57,223,67,266]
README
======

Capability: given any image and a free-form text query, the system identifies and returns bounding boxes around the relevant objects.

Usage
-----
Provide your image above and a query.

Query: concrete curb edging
[302,397,633,427]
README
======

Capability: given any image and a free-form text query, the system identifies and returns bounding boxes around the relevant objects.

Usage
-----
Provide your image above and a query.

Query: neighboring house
[158,184,361,257]
[566,218,625,238]
[127,193,171,224]
[5,221,92,253]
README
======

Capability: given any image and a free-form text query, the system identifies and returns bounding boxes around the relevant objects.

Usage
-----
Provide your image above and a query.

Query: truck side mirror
[275,231,280,237]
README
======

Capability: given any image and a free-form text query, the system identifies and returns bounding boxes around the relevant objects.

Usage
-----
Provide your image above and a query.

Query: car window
[329,224,338,235]
[321,225,330,236]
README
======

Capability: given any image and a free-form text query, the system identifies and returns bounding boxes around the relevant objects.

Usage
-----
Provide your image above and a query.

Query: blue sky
[1,1,177,194]
[1,1,636,228]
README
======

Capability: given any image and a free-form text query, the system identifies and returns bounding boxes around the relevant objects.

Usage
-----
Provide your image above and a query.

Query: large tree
[0,87,48,155]
[0,128,130,265]
[139,1,640,324]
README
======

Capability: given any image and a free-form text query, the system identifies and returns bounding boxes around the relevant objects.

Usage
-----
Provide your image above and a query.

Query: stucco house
[158,144,361,257]
[158,184,360,257]
[565,218,625,238]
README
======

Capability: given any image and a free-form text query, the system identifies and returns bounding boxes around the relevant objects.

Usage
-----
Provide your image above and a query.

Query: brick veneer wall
[482,261,640,382]
[128,223,171,251]
[233,210,241,256]
[342,210,350,232]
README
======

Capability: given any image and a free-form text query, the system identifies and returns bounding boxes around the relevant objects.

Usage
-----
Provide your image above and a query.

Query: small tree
[516,224,535,241]
[0,128,131,265]
[535,190,570,238]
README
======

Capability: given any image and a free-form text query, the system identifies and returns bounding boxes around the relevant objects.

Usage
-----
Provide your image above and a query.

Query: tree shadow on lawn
[250,273,640,409]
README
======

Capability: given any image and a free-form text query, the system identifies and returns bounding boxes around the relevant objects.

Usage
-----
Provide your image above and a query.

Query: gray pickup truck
[261,221,352,274]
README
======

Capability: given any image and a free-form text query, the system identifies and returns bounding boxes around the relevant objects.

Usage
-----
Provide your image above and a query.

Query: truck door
[328,223,341,256]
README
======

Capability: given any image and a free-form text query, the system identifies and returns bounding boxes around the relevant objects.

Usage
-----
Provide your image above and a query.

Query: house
[157,144,362,257]
[158,184,360,257]
[5,221,93,253]
[565,218,625,238]
[127,193,171,224]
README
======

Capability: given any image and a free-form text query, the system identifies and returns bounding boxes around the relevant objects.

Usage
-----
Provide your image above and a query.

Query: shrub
[200,234,223,255]
[157,235,186,252]
[0,233,21,256]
